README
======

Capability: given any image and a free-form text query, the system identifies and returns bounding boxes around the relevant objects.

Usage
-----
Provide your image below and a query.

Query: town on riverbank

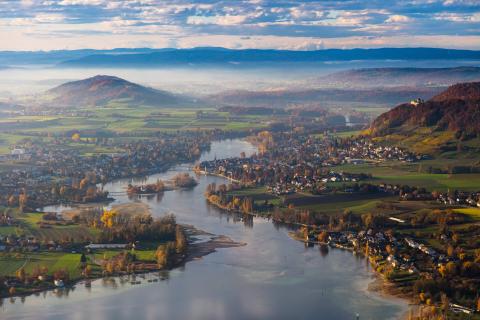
[198,130,480,319]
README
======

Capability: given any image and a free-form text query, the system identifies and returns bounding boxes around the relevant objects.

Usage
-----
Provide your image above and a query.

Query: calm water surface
[0,139,408,320]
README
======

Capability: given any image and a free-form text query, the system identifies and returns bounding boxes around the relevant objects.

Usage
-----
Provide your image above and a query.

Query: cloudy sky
[0,0,479,51]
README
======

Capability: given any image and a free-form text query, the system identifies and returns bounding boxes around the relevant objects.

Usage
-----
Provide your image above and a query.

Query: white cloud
[385,15,412,23]
[290,7,323,20]
[21,0,34,7]
[322,16,368,27]
[58,0,104,5]
[187,15,247,26]
[443,0,479,5]
[434,12,480,22]
[105,1,122,9]
[4,18,33,26]
[32,13,65,23]
[101,16,136,29]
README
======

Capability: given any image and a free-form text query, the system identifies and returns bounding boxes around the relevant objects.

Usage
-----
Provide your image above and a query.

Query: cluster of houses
[197,133,426,196]
[267,171,368,195]
[328,138,426,164]
[0,212,17,228]
[0,234,42,253]
[436,191,480,207]
[305,227,460,278]
[300,225,480,315]
[197,153,374,194]
[0,232,115,253]
[0,132,217,208]
[395,186,480,207]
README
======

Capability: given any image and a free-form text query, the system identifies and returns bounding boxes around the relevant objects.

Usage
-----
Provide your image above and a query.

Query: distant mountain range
[52,47,480,67]
[0,48,161,66]
[368,82,480,154]
[0,47,478,68]
[43,75,189,108]
[317,67,480,88]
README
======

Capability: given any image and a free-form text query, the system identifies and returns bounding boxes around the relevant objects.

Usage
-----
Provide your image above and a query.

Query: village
[196,132,480,208]
[0,130,219,209]
[296,225,477,316]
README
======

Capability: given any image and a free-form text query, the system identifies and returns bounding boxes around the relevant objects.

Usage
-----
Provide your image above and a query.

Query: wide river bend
[1,139,408,320]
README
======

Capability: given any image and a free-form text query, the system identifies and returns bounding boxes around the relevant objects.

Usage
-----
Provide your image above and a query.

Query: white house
[11,148,26,155]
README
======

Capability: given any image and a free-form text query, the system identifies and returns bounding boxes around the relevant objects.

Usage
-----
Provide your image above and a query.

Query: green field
[0,107,272,156]
[285,192,396,215]
[226,186,397,216]
[335,162,480,191]
[1,212,100,242]
[0,252,82,278]
[453,207,480,220]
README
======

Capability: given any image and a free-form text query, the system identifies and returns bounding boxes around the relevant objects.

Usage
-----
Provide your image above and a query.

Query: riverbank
[288,231,418,319]
[193,168,243,184]
[1,222,245,299]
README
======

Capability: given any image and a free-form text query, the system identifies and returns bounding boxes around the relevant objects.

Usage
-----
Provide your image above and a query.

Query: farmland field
[335,163,480,191]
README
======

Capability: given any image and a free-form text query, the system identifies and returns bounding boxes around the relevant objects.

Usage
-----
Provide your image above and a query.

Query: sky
[0,0,479,51]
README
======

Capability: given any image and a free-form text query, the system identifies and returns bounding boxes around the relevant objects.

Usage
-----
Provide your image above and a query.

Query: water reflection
[319,244,329,257]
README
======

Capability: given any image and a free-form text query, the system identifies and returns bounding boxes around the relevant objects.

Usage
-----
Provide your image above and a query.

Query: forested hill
[367,82,480,155]
[44,75,187,107]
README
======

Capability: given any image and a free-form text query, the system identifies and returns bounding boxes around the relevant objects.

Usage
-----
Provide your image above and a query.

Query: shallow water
[1,139,408,320]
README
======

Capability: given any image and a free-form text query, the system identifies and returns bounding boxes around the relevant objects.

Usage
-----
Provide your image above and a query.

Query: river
[0,139,409,320]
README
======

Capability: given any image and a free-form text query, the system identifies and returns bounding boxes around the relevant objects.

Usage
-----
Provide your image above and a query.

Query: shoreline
[1,224,246,300]
[365,273,419,320]
[209,197,416,319]
[287,231,418,320]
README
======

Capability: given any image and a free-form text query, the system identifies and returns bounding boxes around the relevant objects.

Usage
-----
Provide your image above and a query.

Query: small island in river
[127,173,198,195]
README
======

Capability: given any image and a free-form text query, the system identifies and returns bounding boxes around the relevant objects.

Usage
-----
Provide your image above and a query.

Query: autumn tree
[241,197,253,214]
[16,268,26,282]
[79,178,89,190]
[72,133,81,142]
[53,269,70,282]
[100,208,117,229]
[175,226,187,254]
[156,242,175,268]
[317,231,328,243]
[447,245,455,257]
[440,293,449,317]
[84,265,92,278]
[445,261,457,277]
[7,195,16,207]
[18,192,28,212]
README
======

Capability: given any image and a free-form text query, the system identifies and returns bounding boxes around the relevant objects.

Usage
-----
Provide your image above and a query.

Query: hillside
[318,67,480,88]
[368,82,480,155]
[430,82,480,102]
[44,75,187,107]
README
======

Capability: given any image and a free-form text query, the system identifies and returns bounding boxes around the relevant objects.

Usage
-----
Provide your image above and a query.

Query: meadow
[335,162,480,191]
[0,106,271,156]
